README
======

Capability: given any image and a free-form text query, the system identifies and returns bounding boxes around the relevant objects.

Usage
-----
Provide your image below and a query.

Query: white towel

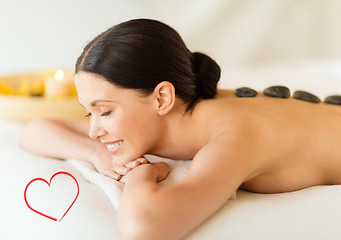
[66,155,192,210]
[67,155,235,210]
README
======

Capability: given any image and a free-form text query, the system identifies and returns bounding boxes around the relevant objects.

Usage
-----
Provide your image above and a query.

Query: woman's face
[75,71,163,166]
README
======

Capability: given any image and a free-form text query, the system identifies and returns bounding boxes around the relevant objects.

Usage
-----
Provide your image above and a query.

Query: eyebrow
[90,100,115,106]
[79,100,115,107]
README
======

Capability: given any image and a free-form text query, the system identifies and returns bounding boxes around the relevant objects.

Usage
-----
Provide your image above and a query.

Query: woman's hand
[92,152,170,183]
[91,148,149,181]
[121,160,170,184]
[115,157,149,181]
[92,157,146,181]
[91,151,120,180]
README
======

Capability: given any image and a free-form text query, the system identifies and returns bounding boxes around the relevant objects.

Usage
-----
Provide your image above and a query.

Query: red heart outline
[24,171,79,222]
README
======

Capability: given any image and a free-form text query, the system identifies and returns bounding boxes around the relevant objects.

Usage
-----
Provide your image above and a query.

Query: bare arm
[17,118,118,179]
[117,134,258,240]
[18,119,93,160]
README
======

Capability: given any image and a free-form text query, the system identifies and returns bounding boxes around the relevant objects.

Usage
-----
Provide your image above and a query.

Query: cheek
[104,115,126,135]
[104,102,159,141]
[104,110,143,136]
[123,108,158,137]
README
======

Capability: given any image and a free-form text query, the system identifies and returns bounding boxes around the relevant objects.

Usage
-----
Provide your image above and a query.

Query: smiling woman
[74,70,169,169]
[18,18,341,240]
[75,18,220,112]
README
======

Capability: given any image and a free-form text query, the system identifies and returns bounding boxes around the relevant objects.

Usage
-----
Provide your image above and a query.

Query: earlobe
[154,81,175,115]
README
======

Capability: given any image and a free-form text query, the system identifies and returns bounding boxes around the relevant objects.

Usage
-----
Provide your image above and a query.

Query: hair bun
[192,52,221,99]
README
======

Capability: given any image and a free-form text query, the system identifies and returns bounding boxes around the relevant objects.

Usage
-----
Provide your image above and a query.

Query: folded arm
[17,118,119,179]
[17,119,93,160]
[117,134,258,240]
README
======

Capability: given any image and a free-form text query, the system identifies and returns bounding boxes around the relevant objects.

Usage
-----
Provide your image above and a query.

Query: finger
[125,158,148,169]
[125,160,139,168]
[103,170,122,181]
[113,173,122,181]
[125,160,141,169]
[113,165,131,175]
[124,161,133,169]
[138,158,149,164]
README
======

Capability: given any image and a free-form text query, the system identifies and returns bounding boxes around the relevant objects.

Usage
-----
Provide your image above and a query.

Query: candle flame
[55,69,64,81]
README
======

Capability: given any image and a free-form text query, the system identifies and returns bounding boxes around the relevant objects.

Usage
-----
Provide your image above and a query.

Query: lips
[102,140,123,154]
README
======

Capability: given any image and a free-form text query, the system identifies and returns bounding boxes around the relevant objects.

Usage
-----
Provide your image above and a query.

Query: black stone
[235,87,258,97]
[263,86,290,98]
[324,95,341,105]
[293,91,321,103]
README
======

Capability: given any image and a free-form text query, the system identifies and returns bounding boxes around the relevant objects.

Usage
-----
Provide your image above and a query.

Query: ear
[153,81,176,116]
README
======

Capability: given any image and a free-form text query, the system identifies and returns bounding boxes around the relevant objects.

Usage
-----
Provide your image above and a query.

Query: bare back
[192,89,341,193]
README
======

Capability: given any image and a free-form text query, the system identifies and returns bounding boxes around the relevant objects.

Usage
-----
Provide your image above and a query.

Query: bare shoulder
[186,125,267,195]
[194,96,341,193]
[191,98,321,186]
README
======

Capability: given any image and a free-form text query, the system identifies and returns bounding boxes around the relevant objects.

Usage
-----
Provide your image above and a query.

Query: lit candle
[44,69,73,100]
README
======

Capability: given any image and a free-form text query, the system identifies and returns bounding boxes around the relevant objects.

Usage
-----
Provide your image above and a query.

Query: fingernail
[114,174,120,180]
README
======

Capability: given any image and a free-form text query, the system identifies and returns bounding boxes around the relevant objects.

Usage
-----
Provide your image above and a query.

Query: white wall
[0,0,148,74]
[2,0,341,76]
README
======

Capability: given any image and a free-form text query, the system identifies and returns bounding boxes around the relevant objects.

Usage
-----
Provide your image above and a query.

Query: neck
[149,105,206,160]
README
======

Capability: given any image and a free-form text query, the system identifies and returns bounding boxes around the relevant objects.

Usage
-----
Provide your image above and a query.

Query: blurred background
[1,0,341,112]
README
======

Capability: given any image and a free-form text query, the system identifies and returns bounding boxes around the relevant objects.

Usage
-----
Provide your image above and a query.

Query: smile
[103,140,123,154]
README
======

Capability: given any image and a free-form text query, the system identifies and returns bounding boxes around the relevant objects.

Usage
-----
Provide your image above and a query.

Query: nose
[88,119,107,140]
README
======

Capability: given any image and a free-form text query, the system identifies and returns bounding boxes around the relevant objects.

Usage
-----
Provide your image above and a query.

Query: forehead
[74,71,144,106]
[75,72,113,93]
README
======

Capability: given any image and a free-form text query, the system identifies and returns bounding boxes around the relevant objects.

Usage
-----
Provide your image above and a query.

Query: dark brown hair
[75,18,221,111]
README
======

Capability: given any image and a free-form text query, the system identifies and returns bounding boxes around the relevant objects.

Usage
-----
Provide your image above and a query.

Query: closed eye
[101,111,112,117]
[84,113,91,118]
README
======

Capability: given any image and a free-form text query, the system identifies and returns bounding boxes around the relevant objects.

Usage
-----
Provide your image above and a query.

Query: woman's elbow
[119,226,160,240]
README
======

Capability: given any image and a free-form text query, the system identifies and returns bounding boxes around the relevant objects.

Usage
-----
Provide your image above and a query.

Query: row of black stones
[234,86,341,105]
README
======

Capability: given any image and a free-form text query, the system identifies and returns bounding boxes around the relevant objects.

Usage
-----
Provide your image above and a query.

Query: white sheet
[2,61,341,239]
[66,156,236,211]
[66,156,192,210]
[2,115,341,240]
